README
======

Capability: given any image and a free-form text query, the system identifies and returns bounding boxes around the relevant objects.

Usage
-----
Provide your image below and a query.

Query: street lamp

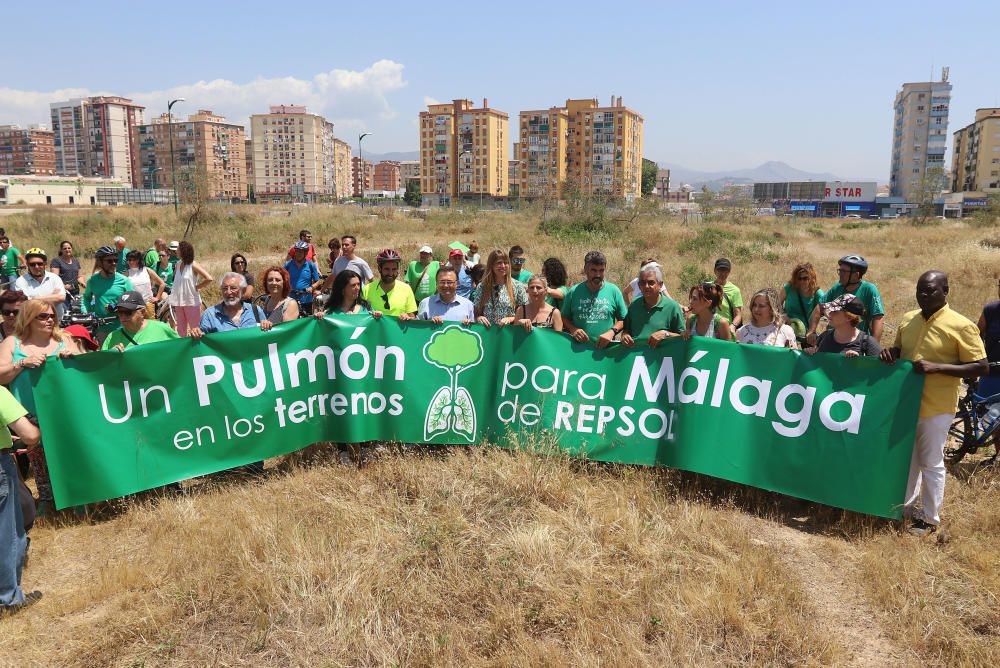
[167,98,185,216]
[358,132,371,202]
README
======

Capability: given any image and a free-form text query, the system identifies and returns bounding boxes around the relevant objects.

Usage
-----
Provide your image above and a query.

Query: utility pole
[167,98,185,216]
[358,132,371,205]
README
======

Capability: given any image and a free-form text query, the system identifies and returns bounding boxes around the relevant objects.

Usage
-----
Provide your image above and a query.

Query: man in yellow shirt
[881,271,987,535]
[363,248,417,319]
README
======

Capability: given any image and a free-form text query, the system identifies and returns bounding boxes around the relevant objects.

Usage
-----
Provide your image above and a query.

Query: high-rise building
[398,160,420,185]
[0,125,56,175]
[352,157,373,196]
[134,110,246,200]
[951,108,1000,194]
[890,70,951,200]
[518,97,643,200]
[508,147,520,199]
[419,99,508,206]
[373,160,401,192]
[250,105,336,200]
[50,96,145,184]
[333,138,352,199]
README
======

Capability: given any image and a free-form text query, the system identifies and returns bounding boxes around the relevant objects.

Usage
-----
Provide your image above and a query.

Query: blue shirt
[418,293,476,322]
[284,259,321,304]
[455,266,473,299]
[199,302,265,333]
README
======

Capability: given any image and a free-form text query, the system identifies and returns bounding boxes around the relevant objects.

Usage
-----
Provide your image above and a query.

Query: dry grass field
[2,203,1000,666]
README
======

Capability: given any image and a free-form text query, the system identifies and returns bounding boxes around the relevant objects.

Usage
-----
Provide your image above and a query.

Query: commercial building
[250,105,336,201]
[134,110,246,201]
[951,108,1000,193]
[889,70,951,200]
[419,98,509,207]
[0,125,56,175]
[50,96,145,185]
[373,160,401,192]
[352,157,373,196]
[0,175,128,206]
[754,181,878,216]
[332,138,352,199]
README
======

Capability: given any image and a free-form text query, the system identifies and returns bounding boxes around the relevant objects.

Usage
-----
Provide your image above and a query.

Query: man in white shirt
[14,248,65,321]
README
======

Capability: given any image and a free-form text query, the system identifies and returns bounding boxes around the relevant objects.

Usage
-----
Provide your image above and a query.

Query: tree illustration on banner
[422,326,484,442]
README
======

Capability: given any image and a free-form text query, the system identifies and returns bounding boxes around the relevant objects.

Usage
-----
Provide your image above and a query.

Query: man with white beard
[191,272,267,338]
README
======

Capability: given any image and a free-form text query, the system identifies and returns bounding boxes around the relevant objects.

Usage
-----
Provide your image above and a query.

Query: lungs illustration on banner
[421,326,484,442]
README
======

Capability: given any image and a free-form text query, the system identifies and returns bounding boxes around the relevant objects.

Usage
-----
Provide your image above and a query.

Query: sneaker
[908,519,938,537]
[1,590,42,617]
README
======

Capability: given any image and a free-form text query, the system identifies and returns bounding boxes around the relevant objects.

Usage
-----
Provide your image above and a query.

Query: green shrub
[678,264,713,292]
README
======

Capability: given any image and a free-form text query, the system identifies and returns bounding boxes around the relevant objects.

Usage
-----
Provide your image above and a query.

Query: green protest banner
[32,315,923,518]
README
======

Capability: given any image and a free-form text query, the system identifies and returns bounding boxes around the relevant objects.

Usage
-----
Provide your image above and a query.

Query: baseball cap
[825,294,866,317]
[419,245,433,254]
[112,290,146,312]
[63,324,99,351]
[168,240,179,250]
[448,248,465,258]
[714,258,732,270]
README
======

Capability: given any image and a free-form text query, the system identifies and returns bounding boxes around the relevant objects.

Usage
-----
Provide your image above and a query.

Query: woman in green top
[541,257,570,307]
[778,262,824,338]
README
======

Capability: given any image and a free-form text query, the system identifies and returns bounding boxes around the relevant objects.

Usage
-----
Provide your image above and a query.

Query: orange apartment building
[352,157,373,196]
[0,125,56,175]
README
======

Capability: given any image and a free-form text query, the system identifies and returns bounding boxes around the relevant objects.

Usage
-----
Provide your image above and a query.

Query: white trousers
[904,413,952,525]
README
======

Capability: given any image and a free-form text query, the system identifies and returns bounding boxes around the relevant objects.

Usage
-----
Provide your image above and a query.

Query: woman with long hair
[258,265,299,327]
[682,282,732,341]
[0,299,81,515]
[541,257,571,307]
[778,262,824,339]
[231,253,255,303]
[736,288,798,348]
[50,240,82,296]
[516,275,563,332]
[316,270,382,317]
[167,241,212,336]
[472,249,527,327]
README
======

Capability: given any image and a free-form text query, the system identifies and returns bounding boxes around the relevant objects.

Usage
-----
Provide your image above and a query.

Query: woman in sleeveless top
[50,240,82,296]
[0,300,81,514]
[736,288,798,349]
[166,241,212,336]
[516,275,563,333]
[778,262,824,339]
[683,282,732,341]
[260,266,299,326]
[125,250,166,319]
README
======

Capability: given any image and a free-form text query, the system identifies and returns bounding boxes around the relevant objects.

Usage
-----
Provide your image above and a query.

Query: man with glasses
[191,273,267,338]
[509,245,533,285]
[417,266,475,324]
[807,254,885,345]
[0,291,26,341]
[0,237,25,291]
[101,291,179,351]
[364,249,417,319]
[14,249,66,322]
[82,246,133,341]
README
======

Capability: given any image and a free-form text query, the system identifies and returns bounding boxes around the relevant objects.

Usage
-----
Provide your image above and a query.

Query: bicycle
[946,362,1000,464]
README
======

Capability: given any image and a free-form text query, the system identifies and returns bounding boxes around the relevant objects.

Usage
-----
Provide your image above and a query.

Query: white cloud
[423,96,441,106]
[0,60,407,136]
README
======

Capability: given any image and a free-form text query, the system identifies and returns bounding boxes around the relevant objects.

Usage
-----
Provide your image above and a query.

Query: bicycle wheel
[946,410,977,465]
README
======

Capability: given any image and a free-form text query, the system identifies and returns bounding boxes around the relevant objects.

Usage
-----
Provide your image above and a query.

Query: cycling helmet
[838,254,869,275]
[24,247,47,261]
[375,248,402,265]
[292,240,310,252]
[95,245,117,259]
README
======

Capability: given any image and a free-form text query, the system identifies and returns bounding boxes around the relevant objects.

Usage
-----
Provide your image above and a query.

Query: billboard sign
[823,181,876,202]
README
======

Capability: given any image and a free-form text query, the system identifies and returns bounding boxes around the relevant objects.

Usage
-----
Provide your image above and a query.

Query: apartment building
[250,105,336,200]
[352,157,373,196]
[951,108,1000,193]
[50,96,145,184]
[419,99,508,206]
[508,148,520,198]
[245,138,254,196]
[133,110,246,200]
[398,159,420,185]
[517,106,568,198]
[332,138,352,199]
[373,160,401,192]
[0,125,56,175]
[889,70,951,200]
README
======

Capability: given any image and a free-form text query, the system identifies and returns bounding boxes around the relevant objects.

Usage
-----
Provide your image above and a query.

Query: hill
[656,160,880,190]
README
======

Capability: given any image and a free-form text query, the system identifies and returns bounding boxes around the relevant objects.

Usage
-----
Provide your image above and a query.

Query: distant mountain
[362,150,419,162]
[653,160,878,190]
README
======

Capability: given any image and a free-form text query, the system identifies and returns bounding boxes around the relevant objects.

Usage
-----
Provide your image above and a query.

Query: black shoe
[908,519,937,537]
[1,590,42,617]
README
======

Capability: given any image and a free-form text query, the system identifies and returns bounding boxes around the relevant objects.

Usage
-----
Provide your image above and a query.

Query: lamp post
[358,132,371,204]
[167,98,185,216]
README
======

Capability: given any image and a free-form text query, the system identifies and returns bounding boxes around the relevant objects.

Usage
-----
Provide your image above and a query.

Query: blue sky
[4,0,998,180]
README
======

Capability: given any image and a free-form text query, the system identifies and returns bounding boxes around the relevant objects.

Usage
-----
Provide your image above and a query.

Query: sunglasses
[35,313,56,322]
[511,258,525,265]
[380,293,391,309]
[1,309,18,316]
[701,282,715,292]
[28,261,45,268]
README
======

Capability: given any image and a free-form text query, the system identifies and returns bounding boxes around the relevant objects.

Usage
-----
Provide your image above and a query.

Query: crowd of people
[1,224,998,616]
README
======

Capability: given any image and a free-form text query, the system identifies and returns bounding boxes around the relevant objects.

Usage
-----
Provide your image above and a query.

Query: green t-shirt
[82,272,134,332]
[545,285,568,308]
[155,262,174,290]
[0,247,21,277]
[101,320,179,350]
[116,247,130,275]
[512,269,534,285]
[0,385,27,450]
[562,281,628,341]
[624,295,684,342]
[823,280,885,334]
[363,280,418,317]
[782,283,825,326]
[718,282,743,323]
[144,248,159,269]
[405,260,440,304]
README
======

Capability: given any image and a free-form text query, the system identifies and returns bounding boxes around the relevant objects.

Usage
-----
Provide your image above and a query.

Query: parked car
[844,214,861,219]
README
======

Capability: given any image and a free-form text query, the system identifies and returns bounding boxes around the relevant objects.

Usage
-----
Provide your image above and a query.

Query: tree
[641,158,658,196]
[403,179,422,207]
[911,166,948,225]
